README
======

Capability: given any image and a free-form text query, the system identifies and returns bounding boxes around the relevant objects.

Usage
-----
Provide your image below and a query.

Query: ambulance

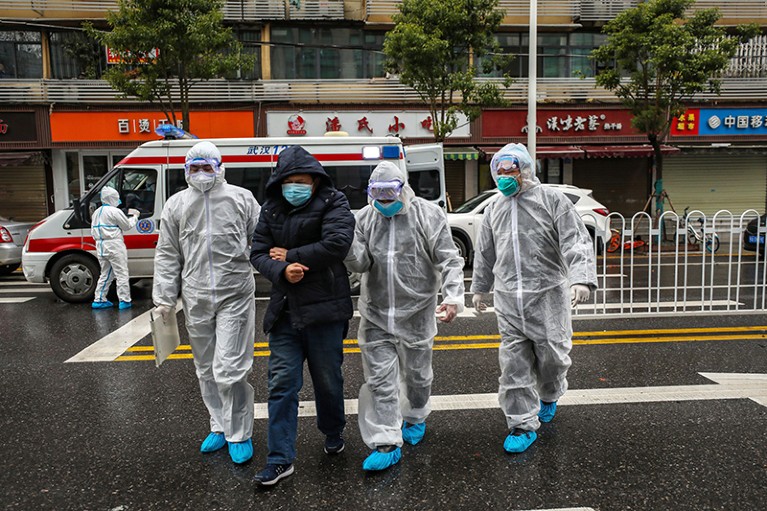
[22,135,445,303]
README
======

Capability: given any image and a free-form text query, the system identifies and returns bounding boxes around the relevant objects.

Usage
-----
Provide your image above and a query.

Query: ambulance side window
[121,168,157,217]
[166,167,188,198]
[408,169,440,201]
[224,167,269,204]
[323,165,373,210]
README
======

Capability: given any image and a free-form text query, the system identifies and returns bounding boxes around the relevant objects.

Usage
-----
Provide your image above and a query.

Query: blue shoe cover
[118,301,132,310]
[362,447,402,471]
[503,430,537,453]
[401,421,426,445]
[91,300,114,309]
[538,400,557,423]
[228,439,253,464]
[200,432,226,453]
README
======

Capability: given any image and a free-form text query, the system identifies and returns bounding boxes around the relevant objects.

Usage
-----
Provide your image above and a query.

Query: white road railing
[575,210,767,316]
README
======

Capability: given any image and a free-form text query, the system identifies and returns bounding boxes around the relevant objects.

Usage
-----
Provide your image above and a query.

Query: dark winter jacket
[250,146,355,333]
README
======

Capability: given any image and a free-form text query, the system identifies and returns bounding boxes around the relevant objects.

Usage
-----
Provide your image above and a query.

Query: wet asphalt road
[1,271,766,511]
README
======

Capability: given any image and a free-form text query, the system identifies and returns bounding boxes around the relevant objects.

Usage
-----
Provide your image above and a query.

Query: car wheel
[50,254,99,303]
[452,234,470,266]
[0,263,20,276]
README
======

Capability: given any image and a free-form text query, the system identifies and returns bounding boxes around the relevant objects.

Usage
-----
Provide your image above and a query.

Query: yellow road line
[114,332,766,362]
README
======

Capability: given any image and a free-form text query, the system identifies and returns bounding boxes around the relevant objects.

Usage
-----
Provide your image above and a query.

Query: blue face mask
[373,200,403,217]
[282,183,313,207]
[497,176,520,197]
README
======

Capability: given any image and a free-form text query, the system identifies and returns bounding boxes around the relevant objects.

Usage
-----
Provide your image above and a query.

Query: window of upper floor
[479,32,608,79]
[0,31,43,79]
[270,26,386,80]
[49,31,107,79]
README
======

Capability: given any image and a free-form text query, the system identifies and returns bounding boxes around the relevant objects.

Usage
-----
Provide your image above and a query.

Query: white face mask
[189,171,216,192]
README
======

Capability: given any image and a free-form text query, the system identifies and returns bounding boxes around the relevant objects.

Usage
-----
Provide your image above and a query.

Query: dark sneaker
[324,435,345,455]
[254,463,295,486]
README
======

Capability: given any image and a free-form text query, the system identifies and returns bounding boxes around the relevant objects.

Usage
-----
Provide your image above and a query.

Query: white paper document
[150,311,181,367]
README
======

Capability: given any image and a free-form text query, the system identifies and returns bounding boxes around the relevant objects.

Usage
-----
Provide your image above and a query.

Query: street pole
[527,0,537,160]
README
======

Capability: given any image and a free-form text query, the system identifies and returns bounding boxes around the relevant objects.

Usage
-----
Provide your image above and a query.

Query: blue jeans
[266,314,347,464]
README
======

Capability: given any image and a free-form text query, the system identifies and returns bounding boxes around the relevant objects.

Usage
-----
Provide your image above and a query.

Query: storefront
[479,108,679,215]
[668,107,767,216]
[48,109,256,210]
[0,108,51,221]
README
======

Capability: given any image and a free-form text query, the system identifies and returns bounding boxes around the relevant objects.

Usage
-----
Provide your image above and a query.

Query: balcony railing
[1,0,345,21]
[365,0,579,20]
[4,0,767,22]
[3,77,767,104]
[580,0,767,22]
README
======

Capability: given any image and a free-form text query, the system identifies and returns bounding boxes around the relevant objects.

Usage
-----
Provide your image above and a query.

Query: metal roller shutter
[573,158,650,216]
[663,154,767,216]
[0,163,48,221]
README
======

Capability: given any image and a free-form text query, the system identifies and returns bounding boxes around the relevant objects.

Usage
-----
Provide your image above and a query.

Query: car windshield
[453,190,496,213]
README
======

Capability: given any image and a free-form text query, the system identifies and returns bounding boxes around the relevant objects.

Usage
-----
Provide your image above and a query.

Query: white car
[448,185,610,264]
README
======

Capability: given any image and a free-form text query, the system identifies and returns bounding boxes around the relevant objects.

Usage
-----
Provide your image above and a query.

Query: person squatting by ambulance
[152,141,261,464]
[470,143,597,454]
[345,161,465,472]
[90,185,139,310]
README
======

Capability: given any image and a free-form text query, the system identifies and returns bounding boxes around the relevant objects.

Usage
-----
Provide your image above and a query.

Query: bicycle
[678,207,720,253]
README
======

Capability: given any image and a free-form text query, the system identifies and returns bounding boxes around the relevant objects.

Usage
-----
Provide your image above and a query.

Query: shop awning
[581,144,680,158]
[443,147,479,160]
[0,152,37,167]
[478,145,585,159]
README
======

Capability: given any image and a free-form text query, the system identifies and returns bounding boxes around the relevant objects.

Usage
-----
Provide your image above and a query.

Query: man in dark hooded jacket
[250,145,355,486]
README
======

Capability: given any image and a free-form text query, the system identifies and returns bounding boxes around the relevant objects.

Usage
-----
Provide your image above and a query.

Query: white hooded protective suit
[91,186,137,303]
[153,141,261,443]
[346,160,465,449]
[470,143,597,432]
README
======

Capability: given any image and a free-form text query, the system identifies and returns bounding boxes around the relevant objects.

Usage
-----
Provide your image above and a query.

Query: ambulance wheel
[50,254,99,303]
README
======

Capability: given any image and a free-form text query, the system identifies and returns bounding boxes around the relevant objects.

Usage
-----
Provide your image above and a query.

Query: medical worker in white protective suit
[471,143,597,454]
[91,186,139,310]
[345,161,465,471]
[152,141,261,464]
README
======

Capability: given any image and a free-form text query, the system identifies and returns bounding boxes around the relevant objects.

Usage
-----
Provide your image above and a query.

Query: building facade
[1,0,766,220]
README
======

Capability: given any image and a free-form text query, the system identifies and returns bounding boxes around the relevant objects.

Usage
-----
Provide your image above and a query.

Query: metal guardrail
[3,77,767,104]
[365,0,579,19]
[575,210,767,316]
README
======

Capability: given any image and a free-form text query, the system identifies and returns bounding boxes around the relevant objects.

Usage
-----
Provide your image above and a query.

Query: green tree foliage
[591,0,758,185]
[383,0,511,141]
[87,0,244,132]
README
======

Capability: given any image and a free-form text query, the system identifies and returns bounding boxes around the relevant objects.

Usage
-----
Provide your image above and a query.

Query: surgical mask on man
[497,176,520,197]
[282,183,313,207]
[373,200,403,217]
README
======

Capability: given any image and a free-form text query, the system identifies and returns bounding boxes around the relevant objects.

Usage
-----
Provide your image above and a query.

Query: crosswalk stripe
[0,297,35,303]
[0,288,51,294]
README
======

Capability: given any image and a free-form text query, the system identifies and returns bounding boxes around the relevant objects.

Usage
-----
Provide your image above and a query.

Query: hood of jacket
[265,145,333,199]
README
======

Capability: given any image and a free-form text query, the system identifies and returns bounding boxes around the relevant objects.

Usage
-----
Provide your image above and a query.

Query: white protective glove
[570,284,590,307]
[472,293,488,315]
[128,208,140,217]
[153,304,173,322]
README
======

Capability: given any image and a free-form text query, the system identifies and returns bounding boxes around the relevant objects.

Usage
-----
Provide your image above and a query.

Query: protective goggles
[184,158,221,174]
[367,180,404,201]
[496,156,520,172]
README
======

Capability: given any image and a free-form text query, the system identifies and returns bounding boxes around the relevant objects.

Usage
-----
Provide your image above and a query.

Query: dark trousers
[266,314,347,464]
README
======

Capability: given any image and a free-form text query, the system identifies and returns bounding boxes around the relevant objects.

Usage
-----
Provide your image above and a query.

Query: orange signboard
[50,110,254,142]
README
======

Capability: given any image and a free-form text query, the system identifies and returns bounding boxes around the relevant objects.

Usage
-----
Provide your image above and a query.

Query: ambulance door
[404,143,446,209]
